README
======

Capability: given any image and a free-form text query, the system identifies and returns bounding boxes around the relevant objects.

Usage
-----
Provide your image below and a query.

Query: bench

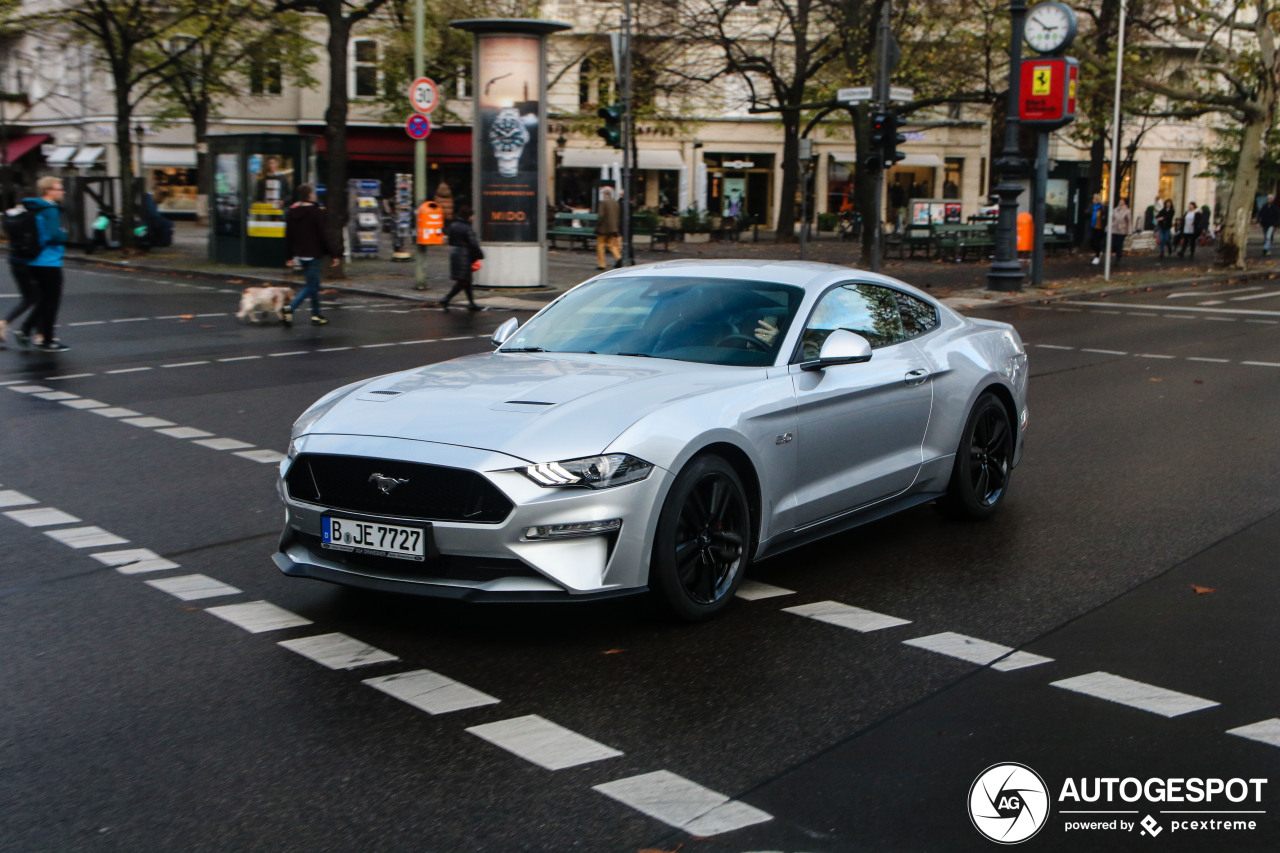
[633,219,673,251]
[932,224,996,261]
[549,212,597,250]
[886,225,935,259]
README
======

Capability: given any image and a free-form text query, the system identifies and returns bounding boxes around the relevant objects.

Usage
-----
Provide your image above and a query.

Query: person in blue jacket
[13,176,69,351]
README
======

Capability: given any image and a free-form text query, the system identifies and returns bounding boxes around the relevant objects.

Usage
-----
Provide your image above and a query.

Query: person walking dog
[282,184,340,327]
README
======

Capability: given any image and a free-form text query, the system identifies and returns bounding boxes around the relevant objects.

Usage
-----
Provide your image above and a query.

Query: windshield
[501,276,805,366]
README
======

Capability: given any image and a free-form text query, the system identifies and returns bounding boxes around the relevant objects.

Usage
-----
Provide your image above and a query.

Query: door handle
[904,368,929,386]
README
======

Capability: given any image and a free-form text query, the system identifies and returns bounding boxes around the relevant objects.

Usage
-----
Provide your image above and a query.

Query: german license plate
[322,516,426,561]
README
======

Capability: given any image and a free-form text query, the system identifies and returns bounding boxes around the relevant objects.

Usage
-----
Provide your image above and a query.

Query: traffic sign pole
[413,0,426,289]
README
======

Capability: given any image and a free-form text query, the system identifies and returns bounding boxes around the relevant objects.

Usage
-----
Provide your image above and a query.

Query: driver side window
[799,284,907,360]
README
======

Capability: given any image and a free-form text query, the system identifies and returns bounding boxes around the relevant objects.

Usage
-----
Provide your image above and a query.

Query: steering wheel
[715,334,769,352]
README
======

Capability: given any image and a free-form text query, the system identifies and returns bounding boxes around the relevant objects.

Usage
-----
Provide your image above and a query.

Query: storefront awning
[304,127,472,163]
[0,133,50,163]
[46,145,77,165]
[828,151,944,168]
[142,145,197,167]
[637,150,684,170]
[71,146,105,166]
[560,148,621,169]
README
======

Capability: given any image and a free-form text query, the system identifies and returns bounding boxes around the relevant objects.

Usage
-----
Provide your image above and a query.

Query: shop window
[249,44,283,96]
[827,159,854,214]
[578,57,613,110]
[943,157,963,199]
[352,39,379,99]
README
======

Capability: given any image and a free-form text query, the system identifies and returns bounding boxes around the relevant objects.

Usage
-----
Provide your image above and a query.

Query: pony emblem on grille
[369,473,409,494]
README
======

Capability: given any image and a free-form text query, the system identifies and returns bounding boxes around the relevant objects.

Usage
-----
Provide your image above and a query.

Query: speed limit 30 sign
[409,77,439,114]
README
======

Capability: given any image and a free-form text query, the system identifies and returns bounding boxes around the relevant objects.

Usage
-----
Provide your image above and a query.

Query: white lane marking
[1051,672,1219,718]
[278,633,399,669]
[196,312,226,318]
[1082,349,1128,355]
[90,407,142,418]
[441,336,474,342]
[45,526,129,549]
[111,317,149,323]
[10,385,52,393]
[32,391,79,401]
[155,426,215,440]
[317,346,351,352]
[399,339,436,345]
[1128,312,1159,317]
[1198,300,1225,306]
[1246,319,1280,324]
[44,374,94,380]
[161,361,210,369]
[466,715,623,770]
[0,379,25,385]
[1138,354,1176,360]
[1230,290,1280,302]
[219,355,262,362]
[364,669,501,715]
[1062,300,1280,317]
[106,367,152,374]
[0,490,38,508]
[90,548,180,574]
[67,320,107,326]
[268,351,307,357]
[1187,357,1231,363]
[902,632,1053,671]
[1242,361,1280,368]
[193,437,254,451]
[1227,719,1280,748]
[121,416,177,429]
[235,449,286,464]
[206,601,313,633]
[155,314,187,319]
[1055,307,1082,312]
[5,507,81,527]
[594,771,773,836]
[783,600,911,632]
[61,398,109,409]
[145,573,241,601]
[1034,344,1075,350]
[735,580,796,601]
[1203,316,1236,321]
[361,343,396,349]
[1169,286,1262,299]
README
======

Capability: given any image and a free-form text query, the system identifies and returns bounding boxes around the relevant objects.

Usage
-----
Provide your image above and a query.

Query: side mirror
[491,317,519,347]
[800,329,873,371]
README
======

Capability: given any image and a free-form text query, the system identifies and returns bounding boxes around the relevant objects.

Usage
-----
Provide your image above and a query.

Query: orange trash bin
[1017,211,1033,252]
[417,202,444,245]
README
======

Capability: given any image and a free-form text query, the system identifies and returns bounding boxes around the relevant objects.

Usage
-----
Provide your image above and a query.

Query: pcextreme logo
[969,763,1051,844]
[969,763,1270,844]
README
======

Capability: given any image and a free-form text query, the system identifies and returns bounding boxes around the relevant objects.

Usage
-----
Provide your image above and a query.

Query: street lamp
[987,0,1029,292]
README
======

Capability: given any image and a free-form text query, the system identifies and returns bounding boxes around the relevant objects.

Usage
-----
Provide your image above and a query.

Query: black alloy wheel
[651,455,751,621]
[939,392,1014,520]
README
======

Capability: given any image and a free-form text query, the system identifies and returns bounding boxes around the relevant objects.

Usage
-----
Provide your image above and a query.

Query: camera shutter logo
[969,763,1051,844]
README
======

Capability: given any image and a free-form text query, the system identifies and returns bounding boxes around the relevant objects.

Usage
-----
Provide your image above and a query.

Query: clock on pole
[1025,2,1078,55]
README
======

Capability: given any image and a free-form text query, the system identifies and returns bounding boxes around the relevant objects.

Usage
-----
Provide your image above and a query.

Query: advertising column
[451,19,571,287]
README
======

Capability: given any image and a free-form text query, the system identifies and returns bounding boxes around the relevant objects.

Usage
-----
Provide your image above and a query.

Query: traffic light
[882,112,907,167]
[597,103,624,149]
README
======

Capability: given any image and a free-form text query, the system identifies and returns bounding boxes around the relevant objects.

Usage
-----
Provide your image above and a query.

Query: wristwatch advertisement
[477,35,541,243]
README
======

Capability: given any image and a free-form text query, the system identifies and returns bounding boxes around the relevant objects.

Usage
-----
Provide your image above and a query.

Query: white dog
[236,286,294,324]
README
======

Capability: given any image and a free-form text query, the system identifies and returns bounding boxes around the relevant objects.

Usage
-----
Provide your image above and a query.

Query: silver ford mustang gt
[275,260,1028,621]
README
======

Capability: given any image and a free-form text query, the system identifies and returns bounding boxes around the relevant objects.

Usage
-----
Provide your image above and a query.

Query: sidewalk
[69,221,1280,313]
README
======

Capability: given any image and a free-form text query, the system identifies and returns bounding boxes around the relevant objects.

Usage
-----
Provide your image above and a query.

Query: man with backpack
[0,190,40,347]
[8,177,69,351]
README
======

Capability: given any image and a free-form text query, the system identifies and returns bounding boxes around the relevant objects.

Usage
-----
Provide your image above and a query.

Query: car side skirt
[755,489,945,562]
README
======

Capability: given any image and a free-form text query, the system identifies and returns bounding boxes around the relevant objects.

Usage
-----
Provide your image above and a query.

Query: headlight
[521,454,654,489]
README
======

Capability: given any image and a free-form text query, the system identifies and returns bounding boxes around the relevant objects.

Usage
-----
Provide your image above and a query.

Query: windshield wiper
[502,347,549,353]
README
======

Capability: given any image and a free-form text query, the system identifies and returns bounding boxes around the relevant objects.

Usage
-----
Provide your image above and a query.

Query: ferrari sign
[1019,57,1078,128]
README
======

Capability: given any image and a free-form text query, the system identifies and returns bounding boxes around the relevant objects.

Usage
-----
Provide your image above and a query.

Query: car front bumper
[275,433,670,601]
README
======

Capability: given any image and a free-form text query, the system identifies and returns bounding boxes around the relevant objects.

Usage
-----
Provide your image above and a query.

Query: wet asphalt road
[2,268,1279,852]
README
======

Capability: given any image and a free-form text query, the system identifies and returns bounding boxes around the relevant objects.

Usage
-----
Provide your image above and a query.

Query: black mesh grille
[286,453,513,523]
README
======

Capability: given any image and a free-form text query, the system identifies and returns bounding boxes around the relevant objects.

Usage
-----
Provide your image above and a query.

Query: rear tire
[649,455,751,622]
[937,392,1014,520]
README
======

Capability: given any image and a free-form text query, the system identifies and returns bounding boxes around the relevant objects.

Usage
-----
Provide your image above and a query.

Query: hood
[305,352,756,463]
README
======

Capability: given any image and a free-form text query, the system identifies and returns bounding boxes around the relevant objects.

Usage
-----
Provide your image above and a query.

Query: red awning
[1,133,51,163]
[304,127,471,163]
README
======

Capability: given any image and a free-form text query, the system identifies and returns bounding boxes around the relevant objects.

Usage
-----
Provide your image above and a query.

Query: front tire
[649,455,751,622]
[938,392,1014,520]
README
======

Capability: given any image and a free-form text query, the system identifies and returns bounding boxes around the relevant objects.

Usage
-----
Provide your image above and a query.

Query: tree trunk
[195,100,210,225]
[775,110,800,242]
[1217,102,1274,269]
[116,83,136,251]
[324,12,351,274]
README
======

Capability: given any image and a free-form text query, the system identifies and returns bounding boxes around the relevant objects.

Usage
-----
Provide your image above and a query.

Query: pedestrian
[434,181,454,224]
[1109,197,1132,267]
[13,177,70,352]
[1177,201,1200,259]
[282,183,341,327]
[595,186,622,270]
[1090,193,1107,264]
[440,205,485,312]
[0,195,39,347]
[1144,195,1160,231]
[1156,198,1175,258]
